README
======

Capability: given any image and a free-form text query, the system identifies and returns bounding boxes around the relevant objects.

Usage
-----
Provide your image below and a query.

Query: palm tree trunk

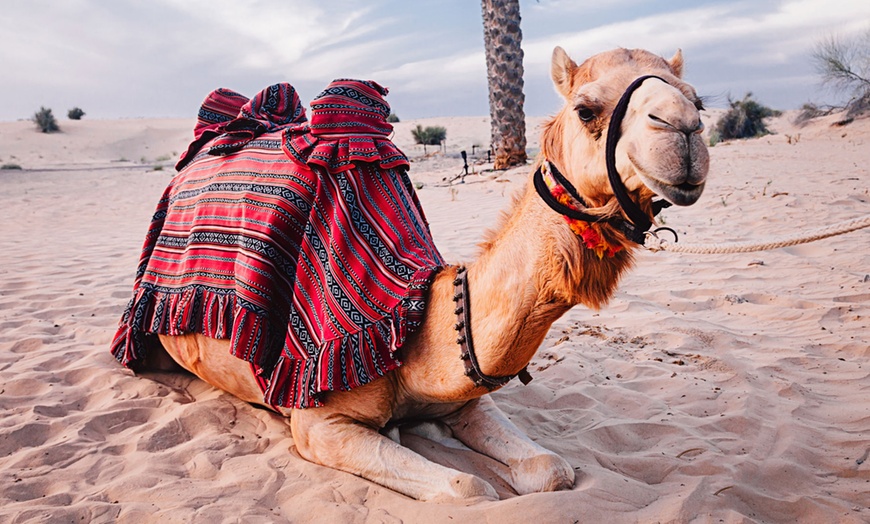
[481,0,527,169]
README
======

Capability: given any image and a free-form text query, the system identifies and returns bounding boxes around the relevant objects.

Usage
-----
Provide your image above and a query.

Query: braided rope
[645,214,870,254]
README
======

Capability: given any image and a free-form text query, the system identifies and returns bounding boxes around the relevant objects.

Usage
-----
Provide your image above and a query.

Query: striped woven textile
[111,81,444,408]
[175,87,248,171]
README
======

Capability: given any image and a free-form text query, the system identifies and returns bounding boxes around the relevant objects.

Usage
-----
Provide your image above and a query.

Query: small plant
[387,113,400,123]
[411,125,447,153]
[68,107,85,120]
[33,106,59,133]
[708,128,721,147]
[1,163,23,170]
[714,93,781,141]
[794,102,835,125]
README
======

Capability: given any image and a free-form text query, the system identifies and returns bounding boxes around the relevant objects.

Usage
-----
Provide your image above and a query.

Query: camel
[142,46,709,501]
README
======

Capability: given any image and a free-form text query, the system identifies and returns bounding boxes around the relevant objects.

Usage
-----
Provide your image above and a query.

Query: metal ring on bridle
[646,226,679,243]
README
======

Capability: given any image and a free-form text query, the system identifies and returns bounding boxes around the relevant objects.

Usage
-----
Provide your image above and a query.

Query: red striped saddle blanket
[111,80,444,408]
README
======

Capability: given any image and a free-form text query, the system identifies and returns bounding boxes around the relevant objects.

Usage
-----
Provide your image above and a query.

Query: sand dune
[0,112,868,523]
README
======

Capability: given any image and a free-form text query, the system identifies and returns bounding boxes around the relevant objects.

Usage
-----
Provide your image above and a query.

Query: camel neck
[463,182,635,379]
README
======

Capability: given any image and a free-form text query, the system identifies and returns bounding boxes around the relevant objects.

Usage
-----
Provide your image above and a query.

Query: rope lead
[644,214,870,254]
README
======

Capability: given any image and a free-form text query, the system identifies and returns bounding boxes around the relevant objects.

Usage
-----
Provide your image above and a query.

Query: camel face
[549,47,709,208]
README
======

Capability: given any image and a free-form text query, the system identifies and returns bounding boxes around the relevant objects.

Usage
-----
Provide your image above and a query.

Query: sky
[1,0,869,121]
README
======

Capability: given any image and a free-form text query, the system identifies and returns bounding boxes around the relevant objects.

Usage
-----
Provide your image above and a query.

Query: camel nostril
[677,121,704,138]
[648,114,669,126]
[649,114,704,136]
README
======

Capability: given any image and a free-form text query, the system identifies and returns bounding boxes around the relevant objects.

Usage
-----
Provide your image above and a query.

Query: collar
[536,161,624,258]
[453,266,532,390]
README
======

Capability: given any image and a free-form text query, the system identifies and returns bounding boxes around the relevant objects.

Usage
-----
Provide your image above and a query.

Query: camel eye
[694,98,706,111]
[576,107,596,122]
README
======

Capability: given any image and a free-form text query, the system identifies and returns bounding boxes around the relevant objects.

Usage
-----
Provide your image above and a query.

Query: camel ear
[667,49,684,78]
[551,46,578,99]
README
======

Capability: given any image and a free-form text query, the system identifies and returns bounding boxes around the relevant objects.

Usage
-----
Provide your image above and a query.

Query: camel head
[543,47,709,214]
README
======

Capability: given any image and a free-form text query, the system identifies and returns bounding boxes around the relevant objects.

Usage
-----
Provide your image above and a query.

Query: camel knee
[290,411,377,468]
[289,414,333,465]
[511,453,575,495]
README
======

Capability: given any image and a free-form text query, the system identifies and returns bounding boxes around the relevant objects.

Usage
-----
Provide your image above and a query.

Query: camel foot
[425,472,498,502]
[510,453,575,495]
[445,396,576,495]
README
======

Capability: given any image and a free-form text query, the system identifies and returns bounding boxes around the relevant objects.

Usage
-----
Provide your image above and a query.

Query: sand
[0,111,868,523]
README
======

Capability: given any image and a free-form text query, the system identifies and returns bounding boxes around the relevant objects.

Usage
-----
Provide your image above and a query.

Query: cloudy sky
[1,0,868,121]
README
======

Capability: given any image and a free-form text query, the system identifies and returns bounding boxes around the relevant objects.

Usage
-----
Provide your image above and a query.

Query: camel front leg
[443,395,575,495]
[290,406,498,502]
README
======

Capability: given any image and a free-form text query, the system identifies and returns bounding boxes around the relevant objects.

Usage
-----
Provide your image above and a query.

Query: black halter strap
[533,161,648,245]
[533,163,599,223]
[605,75,671,232]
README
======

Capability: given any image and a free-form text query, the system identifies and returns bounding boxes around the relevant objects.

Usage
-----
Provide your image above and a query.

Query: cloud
[518,0,870,110]
[524,0,870,68]
[2,0,869,120]
[157,0,387,71]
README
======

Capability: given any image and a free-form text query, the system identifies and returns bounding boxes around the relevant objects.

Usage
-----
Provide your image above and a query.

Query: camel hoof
[510,453,575,495]
[426,472,499,502]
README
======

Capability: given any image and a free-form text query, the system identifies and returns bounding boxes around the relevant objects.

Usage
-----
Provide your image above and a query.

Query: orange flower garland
[540,162,622,259]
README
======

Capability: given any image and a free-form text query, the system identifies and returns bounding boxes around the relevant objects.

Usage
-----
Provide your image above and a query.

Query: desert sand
[0,110,868,523]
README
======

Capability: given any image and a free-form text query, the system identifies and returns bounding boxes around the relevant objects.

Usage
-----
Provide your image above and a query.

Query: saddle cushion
[111,80,444,408]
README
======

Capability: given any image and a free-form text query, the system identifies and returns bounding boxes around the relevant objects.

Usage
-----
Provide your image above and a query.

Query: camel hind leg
[157,333,269,408]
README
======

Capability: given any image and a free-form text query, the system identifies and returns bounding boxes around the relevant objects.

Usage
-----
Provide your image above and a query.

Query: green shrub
[1,163,23,170]
[68,107,85,120]
[714,93,781,140]
[411,125,447,153]
[33,107,60,133]
[386,113,400,123]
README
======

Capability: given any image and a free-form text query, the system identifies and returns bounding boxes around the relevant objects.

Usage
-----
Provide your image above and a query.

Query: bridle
[534,75,675,245]
[455,76,679,391]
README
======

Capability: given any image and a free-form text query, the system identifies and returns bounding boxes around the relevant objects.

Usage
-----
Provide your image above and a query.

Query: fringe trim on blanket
[110,266,440,409]
[110,285,280,374]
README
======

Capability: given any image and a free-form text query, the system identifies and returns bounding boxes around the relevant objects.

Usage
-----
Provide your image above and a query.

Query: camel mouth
[637,171,705,206]
[627,153,706,207]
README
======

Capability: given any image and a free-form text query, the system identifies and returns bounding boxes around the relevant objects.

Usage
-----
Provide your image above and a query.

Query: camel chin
[639,173,706,207]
